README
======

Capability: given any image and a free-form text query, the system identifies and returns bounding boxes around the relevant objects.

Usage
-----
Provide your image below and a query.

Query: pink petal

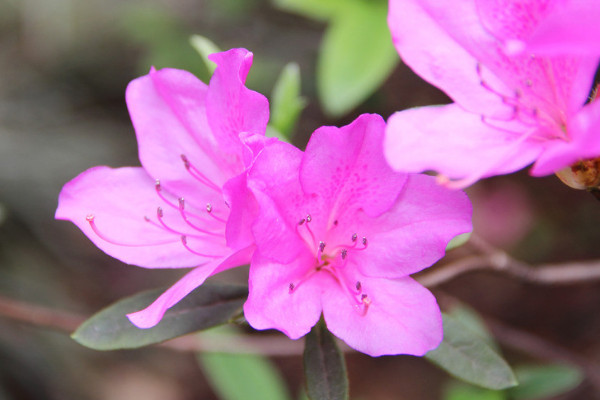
[55,166,228,268]
[206,49,270,154]
[531,99,600,175]
[300,114,407,218]
[475,0,551,43]
[248,141,311,264]
[128,245,254,328]
[243,251,323,339]
[384,104,543,186]
[222,173,258,250]
[127,67,235,200]
[346,174,472,278]
[322,274,443,357]
[525,0,600,55]
[388,0,511,118]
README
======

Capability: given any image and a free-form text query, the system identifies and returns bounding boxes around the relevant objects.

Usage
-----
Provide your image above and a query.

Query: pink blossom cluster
[56,49,472,357]
[385,0,600,188]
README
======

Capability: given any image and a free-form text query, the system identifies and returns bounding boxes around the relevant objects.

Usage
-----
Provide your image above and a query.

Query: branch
[416,236,600,287]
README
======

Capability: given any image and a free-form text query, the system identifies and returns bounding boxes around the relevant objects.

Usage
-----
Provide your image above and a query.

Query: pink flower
[56,48,271,328]
[244,114,472,356]
[384,0,600,188]
[520,0,600,56]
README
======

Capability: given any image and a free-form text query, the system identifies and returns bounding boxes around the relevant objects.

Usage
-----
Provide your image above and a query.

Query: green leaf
[444,382,506,400]
[272,0,346,21]
[269,62,307,140]
[447,304,497,351]
[426,313,518,390]
[446,232,472,251]
[199,349,292,400]
[303,321,349,400]
[72,283,247,350]
[317,1,398,117]
[508,364,583,400]
[189,34,221,75]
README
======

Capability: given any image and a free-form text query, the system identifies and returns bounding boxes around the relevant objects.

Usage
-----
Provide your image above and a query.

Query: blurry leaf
[303,321,348,400]
[199,351,292,400]
[447,304,497,350]
[317,1,398,117]
[272,0,346,21]
[446,232,472,251]
[444,382,506,400]
[269,62,307,140]
[190,35,221,75]
[426,313,518,390]
[72,283,247,350]
[508,364,583,400]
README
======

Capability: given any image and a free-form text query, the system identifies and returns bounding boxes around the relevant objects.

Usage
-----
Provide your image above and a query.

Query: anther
[361,293,368,301]
[157,207,164,218]
[341,249,348,259]
[362,237,368,247]
[306,214,312,223]
[289,283,295,293]
[180,235,224,258]
[155,179,162,191]
[86,214,94,222]
[178,197,185,210]
[355,281,362,292]
[333,220,338,226]
[352,233,358,242]
[181,154,190,169]
[319,241,326,252]
[206,203,213,213]
[298,218,306,226]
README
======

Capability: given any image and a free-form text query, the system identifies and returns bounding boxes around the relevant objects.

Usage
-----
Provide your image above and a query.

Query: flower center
[289,214,372,315]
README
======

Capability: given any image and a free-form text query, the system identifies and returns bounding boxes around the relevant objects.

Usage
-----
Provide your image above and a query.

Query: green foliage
[269,62,307,140]
[273,0,398,117]
[426,313,518,390]
[444,382,507,400]
[72,283,247,350]
[198,332,292,400]
[190,34,221,75]
[446,232,472,251]
[447,304,498,350]
[508,364,583,400]
[303,321,349,400]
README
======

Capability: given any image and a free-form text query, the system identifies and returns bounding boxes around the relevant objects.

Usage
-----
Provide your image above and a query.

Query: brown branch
[417,236,600,287]
[0,294,85,332]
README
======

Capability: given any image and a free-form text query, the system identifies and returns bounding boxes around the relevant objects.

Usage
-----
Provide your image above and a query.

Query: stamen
[180,235,224,258]
[86,214,177,247]
[154,180,179,211]
[177,198,223,236]
[355,281,362,293]
[149,207,206,238]
[319,241,326,252]
[206,203,227,223]
[341,249,348,260]
[298,218,306,226]
[289,283,295,293]
[181,154,222,193]
[352,233,357,242]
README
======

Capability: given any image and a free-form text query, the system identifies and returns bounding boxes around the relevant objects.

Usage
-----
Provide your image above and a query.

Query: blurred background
[0,0,599,398]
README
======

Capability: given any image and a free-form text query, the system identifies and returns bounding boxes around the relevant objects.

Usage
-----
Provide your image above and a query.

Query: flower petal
[206,49,270,154]
[300,114,407,219]
[55,166,227,268]
[384,104,543,185]
[244,251,323,339]
[349,174,472,278]
[322,274,443,357]
[248,141,312,264]
[388,0,510,117]
[127,245,254,328]
[525,0,600,56]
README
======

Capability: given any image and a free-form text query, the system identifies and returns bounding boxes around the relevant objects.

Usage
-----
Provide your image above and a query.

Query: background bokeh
[1,0,599,398]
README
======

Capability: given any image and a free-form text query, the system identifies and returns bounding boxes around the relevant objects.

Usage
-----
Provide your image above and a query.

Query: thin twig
[417,236,600,287]
[0,294,84,332]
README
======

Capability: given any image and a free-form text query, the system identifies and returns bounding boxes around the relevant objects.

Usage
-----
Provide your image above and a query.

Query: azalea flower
[384,0,600,188]
[56,48,271,328]
[244,114,472,356]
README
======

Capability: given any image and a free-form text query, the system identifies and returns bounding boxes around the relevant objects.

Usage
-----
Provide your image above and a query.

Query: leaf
[72,283,247,350]
[317,1,398,117]
[190,34,221,75]
[447,304,498,351]
[198,339,292,400]
[269,62,307,140]
[444,382,506,400]
[303,321,349,400]
[508,364,583,400]
[272,0,346,21]
[426,313,518,390]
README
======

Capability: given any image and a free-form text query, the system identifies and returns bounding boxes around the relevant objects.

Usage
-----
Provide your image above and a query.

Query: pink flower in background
[244,114,472,356]
[56,48,271,328]
[385,0,600,188]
